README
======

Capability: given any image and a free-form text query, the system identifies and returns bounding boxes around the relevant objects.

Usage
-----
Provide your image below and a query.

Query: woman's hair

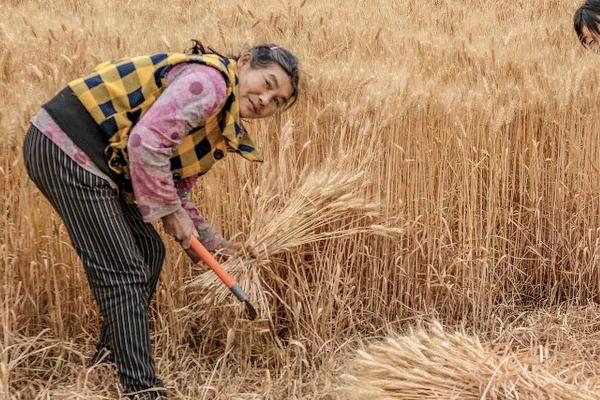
[574,0,600,46]
[187,40,300,109]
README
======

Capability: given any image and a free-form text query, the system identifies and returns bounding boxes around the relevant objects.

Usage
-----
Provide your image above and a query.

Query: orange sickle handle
[189,236,235,288]
[187,236,257,320]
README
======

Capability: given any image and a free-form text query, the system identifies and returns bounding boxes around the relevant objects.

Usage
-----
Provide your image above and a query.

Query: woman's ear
[237,53,251,69]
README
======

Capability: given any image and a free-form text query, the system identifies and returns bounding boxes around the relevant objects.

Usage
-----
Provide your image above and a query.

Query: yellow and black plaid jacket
[66,52,262,196]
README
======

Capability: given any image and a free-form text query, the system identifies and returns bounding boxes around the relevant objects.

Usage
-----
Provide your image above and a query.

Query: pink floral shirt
[31,63,229,251]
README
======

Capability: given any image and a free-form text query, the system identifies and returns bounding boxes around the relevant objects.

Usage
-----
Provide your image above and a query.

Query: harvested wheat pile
[340,321,600,400]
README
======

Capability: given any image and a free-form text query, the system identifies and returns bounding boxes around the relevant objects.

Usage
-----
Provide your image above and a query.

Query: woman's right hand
[161,207,196,248]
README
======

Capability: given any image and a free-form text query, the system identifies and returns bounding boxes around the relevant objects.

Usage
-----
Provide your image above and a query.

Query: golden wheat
[341,321,600,400]
[3,0,600,398]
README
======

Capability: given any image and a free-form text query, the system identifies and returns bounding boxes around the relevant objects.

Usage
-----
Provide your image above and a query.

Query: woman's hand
[161,207,196,248]
[218,240,259,259]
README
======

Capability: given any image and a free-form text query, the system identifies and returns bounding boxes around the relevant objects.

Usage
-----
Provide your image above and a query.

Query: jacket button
[213,149,224,160]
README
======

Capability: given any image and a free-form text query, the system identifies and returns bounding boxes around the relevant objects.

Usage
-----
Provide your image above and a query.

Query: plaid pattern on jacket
[68,53,262,196]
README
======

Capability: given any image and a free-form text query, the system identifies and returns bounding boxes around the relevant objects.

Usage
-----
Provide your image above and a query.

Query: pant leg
[121,202,166,306]
[23,125,167,399]
[95,203,165,361]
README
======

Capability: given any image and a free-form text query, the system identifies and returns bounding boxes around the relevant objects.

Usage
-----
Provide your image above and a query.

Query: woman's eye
[265,79,271,88]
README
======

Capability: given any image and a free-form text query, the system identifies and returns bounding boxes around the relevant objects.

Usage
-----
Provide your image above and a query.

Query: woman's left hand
[219,240,259,259]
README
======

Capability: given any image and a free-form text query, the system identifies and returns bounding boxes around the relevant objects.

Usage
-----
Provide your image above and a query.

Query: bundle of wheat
[179,156,382,369]
[186,156,380,317]
[340,322,599,400]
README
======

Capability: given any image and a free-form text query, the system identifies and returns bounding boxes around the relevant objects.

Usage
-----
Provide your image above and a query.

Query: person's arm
[175,177,227,252]
[176,178,257,258]
[127,63,227,247]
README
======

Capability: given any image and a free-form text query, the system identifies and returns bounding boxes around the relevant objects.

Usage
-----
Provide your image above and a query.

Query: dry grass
[3,0,600,398]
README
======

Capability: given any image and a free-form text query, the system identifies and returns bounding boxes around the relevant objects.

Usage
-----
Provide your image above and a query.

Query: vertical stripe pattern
[23,125,167,399]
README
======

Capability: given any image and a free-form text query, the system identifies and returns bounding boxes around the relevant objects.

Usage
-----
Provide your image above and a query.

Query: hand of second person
[161,207,196,248]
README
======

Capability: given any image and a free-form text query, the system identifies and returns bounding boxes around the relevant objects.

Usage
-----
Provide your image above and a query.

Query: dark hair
[187,40,300,109]
[187,39,228,58]
[574,1,600,46]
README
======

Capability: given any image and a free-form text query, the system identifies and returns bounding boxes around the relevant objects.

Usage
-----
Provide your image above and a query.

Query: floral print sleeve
[127,63,228,250]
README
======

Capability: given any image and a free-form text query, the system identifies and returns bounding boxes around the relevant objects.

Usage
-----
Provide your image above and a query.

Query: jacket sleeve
[127,63,227,222]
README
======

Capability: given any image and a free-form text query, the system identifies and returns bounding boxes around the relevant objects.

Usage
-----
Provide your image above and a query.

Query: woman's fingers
[178,214,196,248]
[245,243,259,258]
[161,207,196,248]
[222,241,241,256]
[180,235,191,249]
[216,240,260,259]
[214,241,238,258]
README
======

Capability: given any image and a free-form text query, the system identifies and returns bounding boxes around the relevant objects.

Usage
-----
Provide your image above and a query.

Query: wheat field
[2,0,600,398]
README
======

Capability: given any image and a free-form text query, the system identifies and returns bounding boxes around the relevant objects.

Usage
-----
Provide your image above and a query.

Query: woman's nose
[259,93,273,107]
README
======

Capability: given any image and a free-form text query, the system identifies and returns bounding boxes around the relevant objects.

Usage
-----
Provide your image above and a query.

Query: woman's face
[237,55,293,119]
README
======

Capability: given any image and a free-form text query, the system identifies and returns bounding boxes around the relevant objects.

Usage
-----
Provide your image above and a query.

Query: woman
[22,41,300,399]
[574,0,600,50]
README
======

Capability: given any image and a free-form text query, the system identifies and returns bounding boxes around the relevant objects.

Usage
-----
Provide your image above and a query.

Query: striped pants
[23,125,167,399]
